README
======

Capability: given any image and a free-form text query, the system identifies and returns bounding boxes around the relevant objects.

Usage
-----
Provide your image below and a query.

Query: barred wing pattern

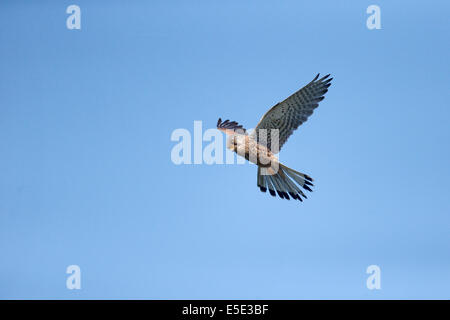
[250,74,332,153]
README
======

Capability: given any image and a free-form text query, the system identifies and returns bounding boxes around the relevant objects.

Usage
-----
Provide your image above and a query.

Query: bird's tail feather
[257,164,313,201]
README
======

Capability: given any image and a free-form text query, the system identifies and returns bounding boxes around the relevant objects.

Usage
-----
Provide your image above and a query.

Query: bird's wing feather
[250,74,332,153]
[217,118,247,135]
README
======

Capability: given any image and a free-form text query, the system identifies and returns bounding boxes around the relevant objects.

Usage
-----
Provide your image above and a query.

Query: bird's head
[226,134,238,150]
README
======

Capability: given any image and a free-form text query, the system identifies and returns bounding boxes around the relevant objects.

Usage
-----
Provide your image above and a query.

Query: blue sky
[0,0,449,299]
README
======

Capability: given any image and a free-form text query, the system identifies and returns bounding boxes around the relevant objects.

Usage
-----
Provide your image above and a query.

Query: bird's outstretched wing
[250,74,332,153]
[217,118,247,135]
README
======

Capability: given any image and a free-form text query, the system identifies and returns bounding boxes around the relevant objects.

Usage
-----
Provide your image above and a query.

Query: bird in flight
[217,73,332,202]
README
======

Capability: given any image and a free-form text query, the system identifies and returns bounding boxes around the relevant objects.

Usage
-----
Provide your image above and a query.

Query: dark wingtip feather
[269,189,276,197]
[260,187,267,193]
[318,74,331,82]
[315,96,325,102]
[217,118,246,133]
[303,184,313,192]
[304,175,313,182]
[304,180,313,187]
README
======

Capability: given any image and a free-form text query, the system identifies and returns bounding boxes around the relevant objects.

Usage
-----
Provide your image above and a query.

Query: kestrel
[217,73,332,201]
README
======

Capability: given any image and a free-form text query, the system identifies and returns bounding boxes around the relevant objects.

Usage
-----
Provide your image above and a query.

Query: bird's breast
[233,136,276,167]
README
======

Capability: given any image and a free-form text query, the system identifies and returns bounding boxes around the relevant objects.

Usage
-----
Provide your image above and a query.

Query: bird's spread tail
[257,164,313,201]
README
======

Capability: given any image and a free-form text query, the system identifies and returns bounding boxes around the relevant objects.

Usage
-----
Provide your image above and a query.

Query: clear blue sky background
[1,0,449,299]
